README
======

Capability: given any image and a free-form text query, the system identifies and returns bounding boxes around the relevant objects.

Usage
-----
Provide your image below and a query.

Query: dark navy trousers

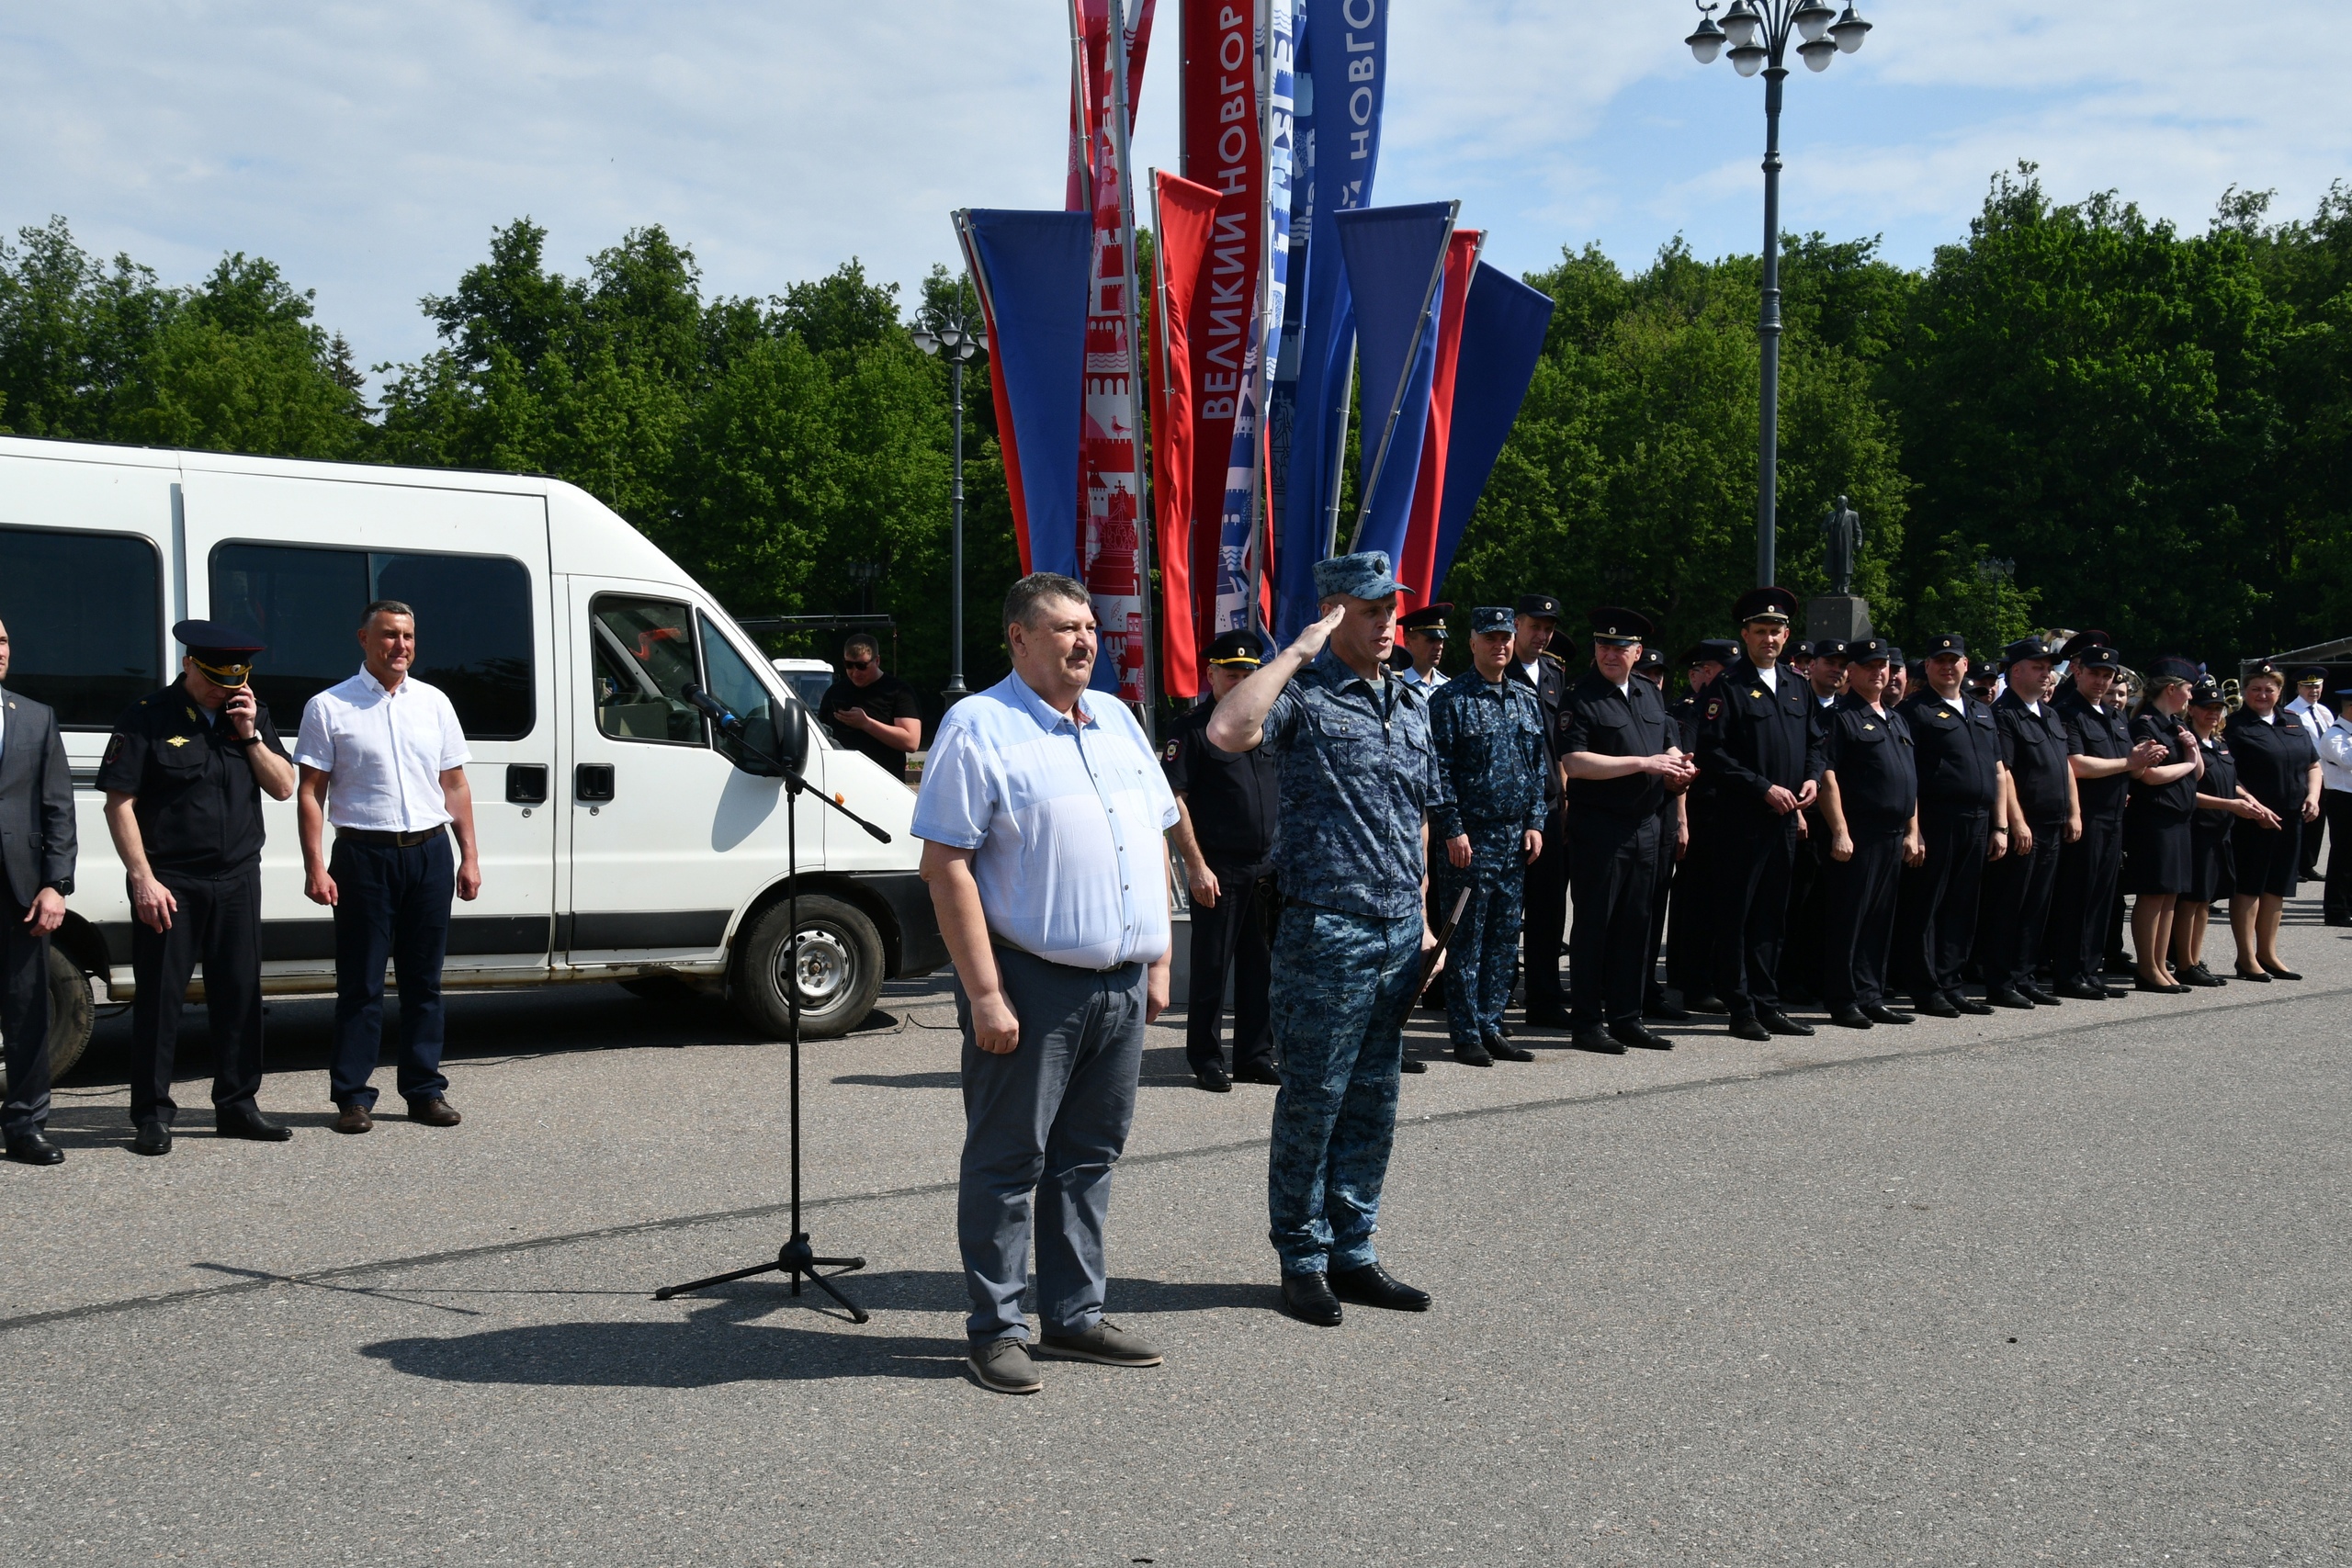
[329,831,454,1110]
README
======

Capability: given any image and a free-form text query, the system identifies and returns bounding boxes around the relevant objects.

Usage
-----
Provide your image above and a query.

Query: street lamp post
[1686,0,1872,589]
[914,296,988,702]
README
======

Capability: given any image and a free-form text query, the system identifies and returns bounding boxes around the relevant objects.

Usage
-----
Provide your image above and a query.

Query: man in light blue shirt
[915,572,1178,1395]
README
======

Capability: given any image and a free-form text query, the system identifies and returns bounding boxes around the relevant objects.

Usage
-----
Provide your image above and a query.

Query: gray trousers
[955,946,1146,1344]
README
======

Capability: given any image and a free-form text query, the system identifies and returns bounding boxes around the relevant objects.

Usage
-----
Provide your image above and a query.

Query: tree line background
[3,164,2347,696]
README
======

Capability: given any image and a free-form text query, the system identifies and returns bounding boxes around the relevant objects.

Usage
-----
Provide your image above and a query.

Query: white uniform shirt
[2286,694,2329,751]
[296,668,472,831]
[2322,715,2352,795]
[911,671,1178,969]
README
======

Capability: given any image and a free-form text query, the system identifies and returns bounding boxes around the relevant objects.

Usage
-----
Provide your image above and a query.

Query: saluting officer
[96,622,299,1155]
[1163,631,1283,1094]
[1694,587,1824,1041]
[2049,632,2165,1000]
[1816,638,1922,1028]
[1663,639,1736,1014]
[1976,637,2078,1008]
[1893,634,2008,1017]
[1559,608,1693,1054]
[1427,607,1548,1066]
[1507,593,1574,1028]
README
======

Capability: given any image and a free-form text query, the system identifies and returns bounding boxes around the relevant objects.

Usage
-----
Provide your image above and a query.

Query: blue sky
[3,2,2344,385]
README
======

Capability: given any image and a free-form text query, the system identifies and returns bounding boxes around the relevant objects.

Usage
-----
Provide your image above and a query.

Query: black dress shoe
[1609,1021,1672,1051]
[1281,1271,1343,1326]
[1521,1006,1575,1031]
[1861,1003,1913,1026]
[1728,1014,1772,1042]
[1643,992,1690,1022]
[216,1108,292,1141]
[1827,1005,1874,1030]
[1330,1260,1430,1312]
[1984,987,2035,1010]
[1758,1009,1815,1037]
[2324,915,2352,928]
[2133,976,2186,995]
[2019,985,2063,1007]
[1452,1041,1494,1067]
[1400,1056,1428,1074]
[2174,964,2222,988]
[1912,994,1962,1019]
[1485,1035,1535,1062]
[1686,992,1730,1015]
[1950,994,1995,1016]
[132,1121,173,1156]
[1193,1061,1233,1093]
[1232,1062,1283,1086]
[2231,966,2272,983]
[2055,978,2112,1000]
[2261,964,2302,981]
[6,1130,64,1165]
[1570,1025,1626,1055]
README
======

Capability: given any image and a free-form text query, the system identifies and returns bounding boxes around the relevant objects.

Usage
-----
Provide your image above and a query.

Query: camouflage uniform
[1426,674,1548,1047]
[1261,648,1450,1278]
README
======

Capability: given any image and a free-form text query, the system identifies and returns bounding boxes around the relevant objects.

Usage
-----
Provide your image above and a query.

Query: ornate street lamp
[1686,0,1873,588]
[913,294,988,701]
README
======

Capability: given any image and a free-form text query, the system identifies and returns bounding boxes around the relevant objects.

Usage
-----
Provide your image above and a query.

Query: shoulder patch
[1705,698,1723,720]
[104,735,123,765]
[1162,739,1179,761]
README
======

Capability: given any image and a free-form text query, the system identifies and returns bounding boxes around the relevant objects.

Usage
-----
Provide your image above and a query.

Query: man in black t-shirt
[817,634,922,782]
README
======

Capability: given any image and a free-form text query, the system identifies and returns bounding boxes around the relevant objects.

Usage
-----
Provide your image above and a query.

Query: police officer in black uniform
[1694,587,1825,1041]
[1507,593,1574,1027]
[1816,638,1922,1028]
[1660,639,1737,1015]
[1893,633,2007,1017]
[1780,637,1851,1006]
[1977,637,2077,1008]
[1632,645,1687,1021]
[1559,608,1693,1053]
[1162,630,1283,1092]
[97,622,299,1154]
[2049,632,2165,999]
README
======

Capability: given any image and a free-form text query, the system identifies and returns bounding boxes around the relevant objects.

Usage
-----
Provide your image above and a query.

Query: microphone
[680,683,742,735]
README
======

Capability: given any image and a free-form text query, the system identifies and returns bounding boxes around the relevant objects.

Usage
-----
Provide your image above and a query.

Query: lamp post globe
[1683,0,1871,588]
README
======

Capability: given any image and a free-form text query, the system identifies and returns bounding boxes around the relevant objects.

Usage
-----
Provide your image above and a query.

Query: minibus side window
[0,525,164,728]
[590,598,703,745]
[696,614,778,770]
[210,543,536,740]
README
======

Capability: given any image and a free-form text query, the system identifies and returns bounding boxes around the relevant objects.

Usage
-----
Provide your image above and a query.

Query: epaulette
[1540,649,1566,667]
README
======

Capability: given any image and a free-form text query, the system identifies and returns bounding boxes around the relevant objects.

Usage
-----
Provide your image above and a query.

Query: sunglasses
[844,660,875,671]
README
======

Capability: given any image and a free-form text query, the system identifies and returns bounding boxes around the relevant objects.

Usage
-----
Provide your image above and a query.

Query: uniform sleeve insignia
[1705,698,1723,719]
[164,735,190,748]
[185,706,200,723]
[1162,740,1179,761]
[103,736,122,764]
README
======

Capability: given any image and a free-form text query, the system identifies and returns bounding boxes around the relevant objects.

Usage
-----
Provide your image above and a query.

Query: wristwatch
[42,878,72,897]
[235,732,264,748]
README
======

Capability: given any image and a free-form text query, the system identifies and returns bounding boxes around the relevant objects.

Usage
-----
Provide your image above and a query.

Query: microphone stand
[655,686,891,1323]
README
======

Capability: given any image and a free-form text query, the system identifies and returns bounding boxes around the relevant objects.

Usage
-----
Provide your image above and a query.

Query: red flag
[1151,173,1221,699]
[1398,230,1482,604]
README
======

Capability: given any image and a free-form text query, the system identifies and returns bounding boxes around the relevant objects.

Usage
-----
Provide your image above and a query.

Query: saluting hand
[1286,604,1347,661]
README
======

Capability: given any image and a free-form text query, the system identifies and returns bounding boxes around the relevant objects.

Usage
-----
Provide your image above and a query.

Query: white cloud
[0,1,2342,388]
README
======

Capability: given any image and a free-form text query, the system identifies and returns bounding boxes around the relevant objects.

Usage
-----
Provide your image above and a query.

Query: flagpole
[1107,0,1156,738]
[1067,0,1094,212]
[1347,200,1460,554]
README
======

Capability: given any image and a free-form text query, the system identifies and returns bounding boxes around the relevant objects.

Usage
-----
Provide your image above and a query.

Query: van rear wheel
[0,948,96,1095]
[731,894,884,1041]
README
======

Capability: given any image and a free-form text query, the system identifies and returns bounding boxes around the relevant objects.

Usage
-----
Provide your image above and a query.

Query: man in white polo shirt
[295,598,481,1134]
[914,571,1178,1396]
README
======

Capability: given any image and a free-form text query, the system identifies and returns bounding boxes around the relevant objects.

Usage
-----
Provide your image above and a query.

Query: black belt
[335,826,447,847]
[990,938,1136,976]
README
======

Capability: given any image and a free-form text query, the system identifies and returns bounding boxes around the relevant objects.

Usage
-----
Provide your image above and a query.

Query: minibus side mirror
[775,695,809,773]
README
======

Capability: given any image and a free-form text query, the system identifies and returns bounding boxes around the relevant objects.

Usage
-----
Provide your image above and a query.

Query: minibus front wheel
[731,893,885,1041]
[0,946,96,1095]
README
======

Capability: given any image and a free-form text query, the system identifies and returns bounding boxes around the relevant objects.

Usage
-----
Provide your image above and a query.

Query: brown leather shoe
[407,1097,462,1127]
[335,1103,373,1134]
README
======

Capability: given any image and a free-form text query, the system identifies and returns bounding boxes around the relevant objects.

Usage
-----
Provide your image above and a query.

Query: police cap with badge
[1471,604,1516,636]
[2061,629,2121,670]
[1921,633,1968,661]
[96,618,286,876]
[1204,629,1265,670]
[1397,604,1452,639]
[176,620,266,690]
[1589,606,1654,647]
[1733,586,1799,626]
[1684,638,1739,669]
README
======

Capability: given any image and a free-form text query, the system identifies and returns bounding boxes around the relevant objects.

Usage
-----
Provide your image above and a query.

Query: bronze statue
[1822,495,1863,596]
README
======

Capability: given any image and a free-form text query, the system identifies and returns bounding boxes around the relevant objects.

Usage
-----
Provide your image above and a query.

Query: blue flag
[957,209,1091,581]
[1430,262,1556,592]
[1275,0,1390,638]
[1335,202,1455,564]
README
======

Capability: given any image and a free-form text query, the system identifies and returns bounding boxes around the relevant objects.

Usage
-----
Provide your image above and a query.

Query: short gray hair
[359,598,414,628]
[1004,572,1091,631]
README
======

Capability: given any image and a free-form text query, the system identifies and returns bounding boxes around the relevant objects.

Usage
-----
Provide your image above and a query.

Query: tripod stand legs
[654,1234,870,1324]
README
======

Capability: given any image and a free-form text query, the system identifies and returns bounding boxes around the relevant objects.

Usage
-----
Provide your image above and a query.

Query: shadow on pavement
[361,1269,1277,1386]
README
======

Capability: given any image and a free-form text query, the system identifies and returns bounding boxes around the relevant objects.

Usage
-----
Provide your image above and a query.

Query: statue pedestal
[1807,595,1873,648]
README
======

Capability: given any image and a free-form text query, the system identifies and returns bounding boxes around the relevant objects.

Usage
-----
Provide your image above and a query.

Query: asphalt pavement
[2,902,2346,1565]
